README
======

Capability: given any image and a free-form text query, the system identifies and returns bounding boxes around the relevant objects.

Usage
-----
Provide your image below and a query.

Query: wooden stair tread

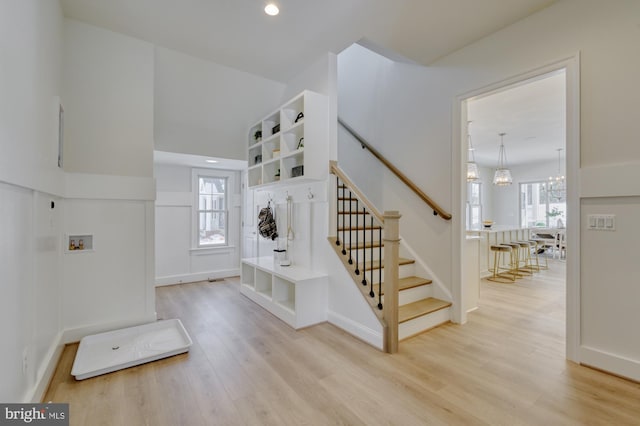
[359,257,414,271]
[343,241,383,250]
[399,298,451,323]
[378,276,432,295]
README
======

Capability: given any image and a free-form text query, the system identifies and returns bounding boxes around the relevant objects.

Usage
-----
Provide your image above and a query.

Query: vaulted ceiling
[61,0,562,167]
[60,0,555,82]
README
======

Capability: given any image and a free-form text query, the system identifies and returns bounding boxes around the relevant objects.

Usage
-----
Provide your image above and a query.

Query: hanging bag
[258,203,278,240]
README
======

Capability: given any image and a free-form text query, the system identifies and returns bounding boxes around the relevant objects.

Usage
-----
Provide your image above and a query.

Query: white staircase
[329,175,451,348]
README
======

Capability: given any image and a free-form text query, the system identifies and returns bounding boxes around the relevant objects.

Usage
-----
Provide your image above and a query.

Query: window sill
[190,245,236,255]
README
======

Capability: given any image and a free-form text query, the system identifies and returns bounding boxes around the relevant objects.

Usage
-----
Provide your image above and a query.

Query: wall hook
[307,188,314,200]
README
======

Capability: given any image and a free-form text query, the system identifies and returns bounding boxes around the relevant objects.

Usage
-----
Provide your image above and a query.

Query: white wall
[580,196,640,380]
[0,1,65,195]
[341,0,640,379]
[62,19,155,177]
[154,47,286,160]
[0,12,157,402]
[62,196,155,334]
[338,42,453,289]
[0,0,65,403]
[281,53,334,102]
[59,20,157,343]
[1,184,35,402]
[155,164,241,285]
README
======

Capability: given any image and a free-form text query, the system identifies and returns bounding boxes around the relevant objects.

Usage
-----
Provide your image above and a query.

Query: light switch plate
[587,214,615,231]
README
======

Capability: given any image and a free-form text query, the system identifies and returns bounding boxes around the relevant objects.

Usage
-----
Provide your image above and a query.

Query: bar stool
[516,240,536,274]
[531,238,549,270]
[503,242,526,277]
[526,240,541,272]
[488,244,516,283]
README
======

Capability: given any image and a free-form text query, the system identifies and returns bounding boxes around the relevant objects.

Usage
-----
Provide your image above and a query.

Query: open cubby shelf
[247,90,328,188]
[239,257,327,329]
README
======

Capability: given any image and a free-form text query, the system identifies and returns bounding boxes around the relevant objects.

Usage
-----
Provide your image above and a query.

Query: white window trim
[191,168,235,249]
[519,180,567,228]
[466,182,482,230]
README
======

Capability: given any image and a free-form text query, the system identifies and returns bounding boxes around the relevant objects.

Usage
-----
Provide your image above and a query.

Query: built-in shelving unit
[240,257,327,329]
[247,90,328,188]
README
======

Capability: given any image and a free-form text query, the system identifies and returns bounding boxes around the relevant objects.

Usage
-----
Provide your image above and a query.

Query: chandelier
[492,132,512,186]
[466,121,480,182]
[547,148,566,200]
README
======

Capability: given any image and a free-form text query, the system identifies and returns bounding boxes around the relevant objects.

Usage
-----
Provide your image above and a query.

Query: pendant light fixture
[466,121,480,182]
[547,148,566,200]
[492,132,513,186]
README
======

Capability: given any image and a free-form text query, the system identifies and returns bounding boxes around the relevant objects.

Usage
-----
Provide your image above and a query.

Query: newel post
[382,210,401,354]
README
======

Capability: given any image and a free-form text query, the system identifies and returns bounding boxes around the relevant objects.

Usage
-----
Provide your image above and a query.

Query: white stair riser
[382,284,433,306]
[359,262,415,284]
[399,307,450,340]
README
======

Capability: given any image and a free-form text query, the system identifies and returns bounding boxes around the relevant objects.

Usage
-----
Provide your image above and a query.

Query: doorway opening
[459,61,579,361]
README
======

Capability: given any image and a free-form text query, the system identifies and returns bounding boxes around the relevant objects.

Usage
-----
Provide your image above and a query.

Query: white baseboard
[155,269,240,287]
[61,314,157,344]
[327,311,383,350]
[580,345,640,382]
[26,332,64,403]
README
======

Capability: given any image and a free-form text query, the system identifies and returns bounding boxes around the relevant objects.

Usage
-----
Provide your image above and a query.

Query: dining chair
[554,230,566,259]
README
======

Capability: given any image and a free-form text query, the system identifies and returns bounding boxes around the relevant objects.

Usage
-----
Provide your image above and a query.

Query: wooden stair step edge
[358,257,414,271]
[398,298,452,324]
[378,276,432,296]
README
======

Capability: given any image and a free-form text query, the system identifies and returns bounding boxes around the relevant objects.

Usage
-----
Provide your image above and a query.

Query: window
[197,175,227,246]
[466,182,482,229]
[519,181,566,228]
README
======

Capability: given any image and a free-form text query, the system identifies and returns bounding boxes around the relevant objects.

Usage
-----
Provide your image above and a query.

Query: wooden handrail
[329,161,384,225]
[338,118,452,221]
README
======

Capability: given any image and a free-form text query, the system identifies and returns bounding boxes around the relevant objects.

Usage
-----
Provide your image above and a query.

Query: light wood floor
[44,260,640,425]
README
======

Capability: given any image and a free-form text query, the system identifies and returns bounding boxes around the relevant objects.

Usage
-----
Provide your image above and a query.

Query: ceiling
[467,70,566,168]
[61,0,561,168]
[60,0,555,83]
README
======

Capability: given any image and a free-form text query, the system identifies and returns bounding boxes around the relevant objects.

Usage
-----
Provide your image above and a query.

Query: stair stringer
[324,238,384,350]
[398,236,453,308]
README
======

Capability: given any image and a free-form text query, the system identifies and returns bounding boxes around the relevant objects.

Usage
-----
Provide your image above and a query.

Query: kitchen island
[467,226,533,278]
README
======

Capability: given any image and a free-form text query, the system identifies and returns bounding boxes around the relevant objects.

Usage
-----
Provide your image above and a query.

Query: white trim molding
[327,311,383,350]
[155,269,240,287]
[454,53,581,362]
[581,346,640,382]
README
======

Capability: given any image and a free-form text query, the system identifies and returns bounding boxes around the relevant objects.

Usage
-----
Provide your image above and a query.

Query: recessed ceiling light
[264,3,279,16]
[205,159,218,164]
